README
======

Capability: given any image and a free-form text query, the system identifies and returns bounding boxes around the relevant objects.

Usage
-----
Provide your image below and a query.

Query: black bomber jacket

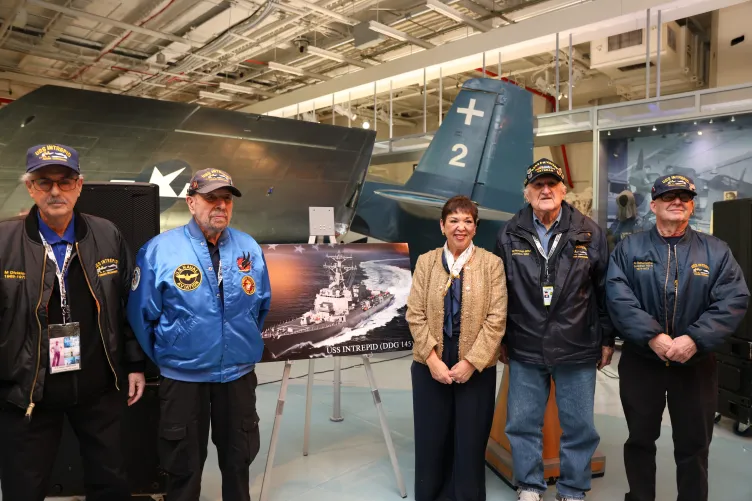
[494,202,615,367]
[0,206,145,416]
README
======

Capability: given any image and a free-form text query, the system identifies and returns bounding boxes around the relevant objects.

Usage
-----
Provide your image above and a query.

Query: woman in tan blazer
[406,195,507,501]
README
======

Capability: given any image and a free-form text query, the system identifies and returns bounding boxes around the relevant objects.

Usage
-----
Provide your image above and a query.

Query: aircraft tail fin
[404,78,533,213]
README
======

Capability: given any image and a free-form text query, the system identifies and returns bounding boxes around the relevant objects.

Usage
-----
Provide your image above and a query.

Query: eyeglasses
[658,192,694,203]
[30,178,79,192]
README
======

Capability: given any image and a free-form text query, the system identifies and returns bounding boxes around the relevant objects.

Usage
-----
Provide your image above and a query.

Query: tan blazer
[406,246,507,372]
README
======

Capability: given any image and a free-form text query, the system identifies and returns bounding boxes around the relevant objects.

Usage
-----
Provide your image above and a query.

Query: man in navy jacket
[606,174,749,501]
[127,168,271,501]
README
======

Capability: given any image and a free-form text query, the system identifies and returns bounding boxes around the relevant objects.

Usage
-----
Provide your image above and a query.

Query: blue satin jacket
[126,218,271,383]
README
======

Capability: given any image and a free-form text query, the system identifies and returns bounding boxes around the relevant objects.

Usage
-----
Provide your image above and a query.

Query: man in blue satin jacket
[127,167,271,501]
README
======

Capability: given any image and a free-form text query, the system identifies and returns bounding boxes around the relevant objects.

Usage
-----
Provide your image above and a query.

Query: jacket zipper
[76,242,119,391]
[671,245,679,338]
[26,256,47,419]
[663,244,671,336]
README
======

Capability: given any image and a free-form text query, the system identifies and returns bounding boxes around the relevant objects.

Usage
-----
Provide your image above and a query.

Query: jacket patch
[96,258,119,277]
[174,264,202,291]
[692,263,710,277]
[512,249,531,257]
[633,261,654,271]
[3,270,25,280]
[242,275,256,295]
[237,252,252,272]
[131,267,141,291]
[573,245,589,259]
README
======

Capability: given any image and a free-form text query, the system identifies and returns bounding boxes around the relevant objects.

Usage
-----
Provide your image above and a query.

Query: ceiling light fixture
[199,91,232,101]
[307,46,370,69]
[219,82,255,94]
[425,0,489,32]
[368,21,435,50]
[268,61,332,81]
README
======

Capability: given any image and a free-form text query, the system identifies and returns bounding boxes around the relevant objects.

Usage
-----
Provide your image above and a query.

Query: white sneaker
[517,490,542,501]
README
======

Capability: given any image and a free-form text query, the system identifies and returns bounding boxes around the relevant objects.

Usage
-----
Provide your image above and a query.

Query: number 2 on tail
[449,144,468,167]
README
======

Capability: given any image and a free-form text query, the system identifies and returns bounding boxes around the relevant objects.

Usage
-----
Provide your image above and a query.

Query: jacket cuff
[124,361,146,374]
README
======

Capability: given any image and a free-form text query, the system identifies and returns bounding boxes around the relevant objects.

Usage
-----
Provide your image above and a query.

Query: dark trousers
[158,369,260,501]
[618,347,717,501]
[0,389,130,501]
[411,335,497,501]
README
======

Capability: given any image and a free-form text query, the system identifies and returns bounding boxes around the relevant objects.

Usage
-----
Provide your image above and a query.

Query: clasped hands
[649,333,697,363]
[426,351,475,384]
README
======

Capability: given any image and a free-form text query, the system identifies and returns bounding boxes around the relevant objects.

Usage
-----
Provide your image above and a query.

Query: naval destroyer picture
[259,243,413,362]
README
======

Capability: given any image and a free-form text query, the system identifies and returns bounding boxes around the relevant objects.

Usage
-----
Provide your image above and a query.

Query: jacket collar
[511,201,574,236]
[187,216,230,245]
[25,205,89,245]
[649,223,694,246]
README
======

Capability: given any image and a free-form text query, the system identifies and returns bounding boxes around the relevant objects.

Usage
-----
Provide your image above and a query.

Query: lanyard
[532,233,562,263]
[39,234,75,324]
[532,233,562,285]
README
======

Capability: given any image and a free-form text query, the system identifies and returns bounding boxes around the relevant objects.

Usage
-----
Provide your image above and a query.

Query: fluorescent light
[267,61,332,81]
[368,21,435,50]
[219,82,255,94]
[199,90,232,101]
[425,0,489,32]
[307,46,370,69]
[268,61,304,76]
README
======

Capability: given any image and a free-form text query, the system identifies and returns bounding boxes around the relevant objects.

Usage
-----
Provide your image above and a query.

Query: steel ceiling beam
[27,0,205,48]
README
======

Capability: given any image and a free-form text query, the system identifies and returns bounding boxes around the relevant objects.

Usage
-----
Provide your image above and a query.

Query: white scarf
[443,241,475,295]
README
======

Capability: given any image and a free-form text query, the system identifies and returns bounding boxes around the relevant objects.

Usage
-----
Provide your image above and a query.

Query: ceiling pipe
[26,0,205,48]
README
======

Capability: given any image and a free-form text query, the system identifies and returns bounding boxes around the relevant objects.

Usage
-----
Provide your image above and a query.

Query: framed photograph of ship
[259,242,414,362]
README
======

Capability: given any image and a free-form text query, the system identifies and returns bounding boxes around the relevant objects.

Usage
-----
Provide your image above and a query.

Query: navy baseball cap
[651,174,697,200]
[26,144,80,174]
[524,158,564,187]
[188,168,242,197]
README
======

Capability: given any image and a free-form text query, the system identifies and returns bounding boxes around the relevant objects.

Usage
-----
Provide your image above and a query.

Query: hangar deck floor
[25,350,752,501]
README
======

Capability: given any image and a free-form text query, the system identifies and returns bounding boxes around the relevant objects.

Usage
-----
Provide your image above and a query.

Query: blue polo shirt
[38,212,76,291]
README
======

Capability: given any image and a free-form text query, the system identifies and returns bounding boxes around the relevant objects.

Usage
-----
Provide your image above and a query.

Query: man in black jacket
[0,144,147,501]
[494,159,614,501]
[606,174,749,501]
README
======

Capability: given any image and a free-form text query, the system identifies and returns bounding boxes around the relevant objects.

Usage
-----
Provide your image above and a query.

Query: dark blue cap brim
[190,181,242,197]
[26,161,80,174]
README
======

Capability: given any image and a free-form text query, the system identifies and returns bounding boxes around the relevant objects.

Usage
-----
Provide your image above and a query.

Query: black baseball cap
[187,168,242,197]
[524,158,564,187]
[26,144,80,174]
[651,174,697,200]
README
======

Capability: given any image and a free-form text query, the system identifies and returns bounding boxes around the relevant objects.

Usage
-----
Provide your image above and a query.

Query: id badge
[542,286,554,307]
[48,323,81,374]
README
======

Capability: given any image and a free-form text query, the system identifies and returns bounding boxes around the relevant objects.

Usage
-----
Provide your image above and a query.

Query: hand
[498,344,509,364]
[665,335,697,364]
[449,360,476,384]
[597,346,614,369]
[426,351,453,384]
[128,372,146,406]
[648,333,674,361]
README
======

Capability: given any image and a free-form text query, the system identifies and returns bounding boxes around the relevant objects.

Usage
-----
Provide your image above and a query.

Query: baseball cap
[26,144,80,174]
[187,168,242,197]
[651,174,697,200]
[524,158,564,187]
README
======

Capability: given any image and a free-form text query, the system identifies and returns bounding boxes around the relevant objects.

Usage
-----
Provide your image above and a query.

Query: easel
[485,363,606,487]
[259,207,407,501]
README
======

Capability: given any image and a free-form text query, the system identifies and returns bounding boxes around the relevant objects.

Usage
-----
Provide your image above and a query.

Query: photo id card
[49,323,81,374]
[542,286,554,307]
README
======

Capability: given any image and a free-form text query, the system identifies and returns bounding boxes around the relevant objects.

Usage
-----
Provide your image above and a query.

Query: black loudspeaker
[712,198,752,342]
[48,182,167,497]
[711,198,752,434]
